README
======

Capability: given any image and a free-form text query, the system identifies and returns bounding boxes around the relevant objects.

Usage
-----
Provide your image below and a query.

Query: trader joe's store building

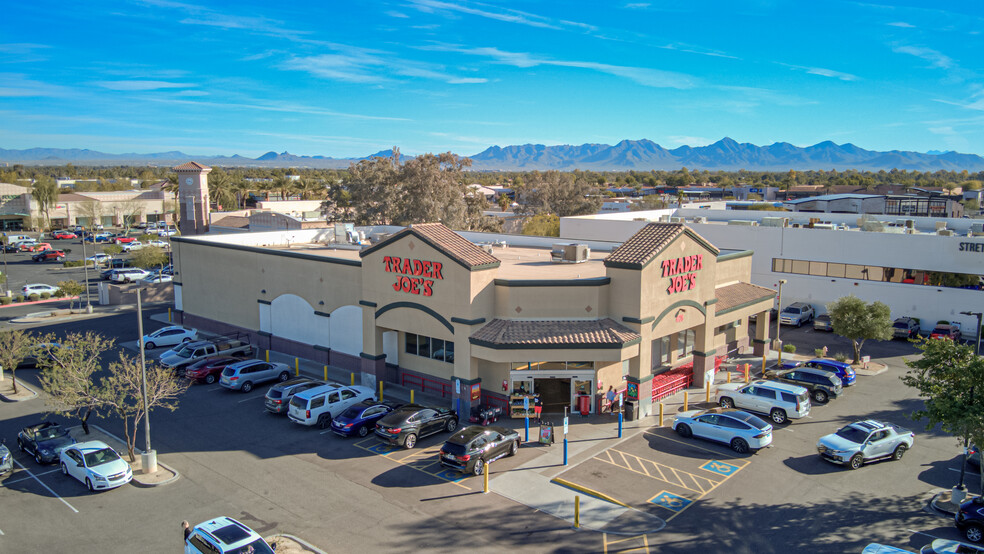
[171,222,775,418]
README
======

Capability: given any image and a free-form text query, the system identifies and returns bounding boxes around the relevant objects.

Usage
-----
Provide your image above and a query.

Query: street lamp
[79,224,92,312]
[776,279,787,364]
[135,287,157,474]
[960,311,983,356]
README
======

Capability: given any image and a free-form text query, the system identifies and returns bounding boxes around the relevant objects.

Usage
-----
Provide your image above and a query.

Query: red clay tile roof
[173,161,211,171]
[470,318,641,348]
[604,223,721,269]
[360,222,499,270]
[714,282,776,314]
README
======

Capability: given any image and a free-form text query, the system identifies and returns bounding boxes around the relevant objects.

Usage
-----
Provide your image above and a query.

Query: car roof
[787,302,810,308]
[193,517,259,547]
[228,359,266,369]
[807,358,849,368]
[752,380,809,394]
[293,382,343,399]
[850,420,887,432]
[72,440,112,452]
[716,409,770,428]
[447,426,489,444]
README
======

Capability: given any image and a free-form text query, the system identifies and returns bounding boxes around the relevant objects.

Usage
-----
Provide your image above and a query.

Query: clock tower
[173,161,212,236]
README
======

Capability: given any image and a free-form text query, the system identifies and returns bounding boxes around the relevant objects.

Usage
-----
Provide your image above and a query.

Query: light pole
[136,288,157,473]
[80,224,92,312]
[776,279,787,365]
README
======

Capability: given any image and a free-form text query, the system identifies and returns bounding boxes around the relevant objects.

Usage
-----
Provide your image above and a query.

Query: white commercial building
[561,209,984,337]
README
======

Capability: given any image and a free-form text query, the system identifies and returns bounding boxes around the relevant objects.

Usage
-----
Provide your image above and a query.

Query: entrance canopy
[470,318,640,349]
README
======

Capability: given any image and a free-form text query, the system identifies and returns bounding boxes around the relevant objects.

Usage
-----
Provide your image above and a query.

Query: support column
[753,310,771,357]
[691,324,717,385]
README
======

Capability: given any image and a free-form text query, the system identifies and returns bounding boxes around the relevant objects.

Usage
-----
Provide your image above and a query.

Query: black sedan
[17,422,76,465]
[375,404,458,449]
[440,425,520,475]
[331,400,400,437]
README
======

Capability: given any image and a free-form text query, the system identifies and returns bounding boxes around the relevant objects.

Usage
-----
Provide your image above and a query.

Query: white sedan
[142,325,197,349]
[144,239,169,248]
[121,241,144,252]
[22,283,60,295]
[85,253,112,264]
[59,441,132,492]
[141,273,173,284]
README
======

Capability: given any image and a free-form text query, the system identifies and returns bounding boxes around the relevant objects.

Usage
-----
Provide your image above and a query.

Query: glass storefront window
[405,333,418,355]
[511,362,530,371]
[568,362,593,370]
[511,378,533,395]
[417,335,431,358]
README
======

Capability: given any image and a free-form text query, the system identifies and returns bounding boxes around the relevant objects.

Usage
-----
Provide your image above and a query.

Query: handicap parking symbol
[368,443,399,456]
[700,460,739,476]
[433,469,467,483]
[649,491,692,512]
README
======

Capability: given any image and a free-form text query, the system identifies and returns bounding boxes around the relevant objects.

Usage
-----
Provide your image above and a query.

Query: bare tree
[37,332,113,434]
[31,176,59,231]
[76,201,103,229]
[117,198,144,231]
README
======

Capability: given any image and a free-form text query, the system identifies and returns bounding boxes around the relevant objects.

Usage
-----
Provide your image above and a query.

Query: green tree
[131,245,169,271]
[345,149,400,225]
[102,244,124,257]
[57,280,85,311]
[901,337,984,493]
[522,214,560,237]
[0,329,36,394]
[392,152,471,227]
[497,193,511,212]
[31,176,59,231]
[516,171,601,217]
[826,295,893,363]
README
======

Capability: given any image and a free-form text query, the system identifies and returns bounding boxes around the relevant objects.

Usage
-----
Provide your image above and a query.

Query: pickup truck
[779,302,815,327]
[158,334,253,371]
[892,317,920,339]
[816,419,914,470]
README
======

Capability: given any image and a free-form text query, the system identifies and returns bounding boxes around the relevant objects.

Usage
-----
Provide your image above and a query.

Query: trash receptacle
[577,394,591,416]
[623,401,638,422]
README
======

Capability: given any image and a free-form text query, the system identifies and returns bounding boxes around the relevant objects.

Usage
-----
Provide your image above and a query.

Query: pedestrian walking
[183,521,191,542]
[533,395,542,424]
[605,386,615,414]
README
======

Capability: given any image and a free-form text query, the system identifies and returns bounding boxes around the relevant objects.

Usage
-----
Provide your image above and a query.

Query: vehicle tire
[35,452,43,464]
[445,418,458,433]
[731,438,750,454]
[812,390,828,404]
[317,414,331,429]
[892,444,907,461]
[204,374,216,385]
[404,433,417,449]
[182,337,192,343]
[278,371,290,382]
[61,462,68,475]
[769,409,787,425]
[86,478,94,492]
[473,460,485,476]
[966,524,984,543]
[676,424,693,438]
[241,381,253,393]
[145,341,156,350]
[510,440,519,456]
[357,425,369,438]
[719,397,734,409]
[848,453,864,470]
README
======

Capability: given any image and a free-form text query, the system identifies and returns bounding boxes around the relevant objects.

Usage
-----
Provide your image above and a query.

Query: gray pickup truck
[816,419,915,470]
[158,333,253,371]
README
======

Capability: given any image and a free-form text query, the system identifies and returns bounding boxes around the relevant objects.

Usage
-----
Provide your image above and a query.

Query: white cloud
[386,10,409,18]
[892,45,954,69]
[779,63,860,81]
[624,3,651,9]
[145,96,411,121]
[886,21,915,28]
[95,80,196,91]
[667,135,711,146]
[0,73,72,97]
[407,0,562,30]
[283,49,489,85]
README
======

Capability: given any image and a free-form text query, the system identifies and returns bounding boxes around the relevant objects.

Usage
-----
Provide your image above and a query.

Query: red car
[32,250,66,262]
[51,231,77,240]
[183,356,242,384]
[930,324,962,341]
[113,236,137,244]
[23,242,52,252]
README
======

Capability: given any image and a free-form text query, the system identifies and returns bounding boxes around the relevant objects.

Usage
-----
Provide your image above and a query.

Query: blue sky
[2,1,983,158]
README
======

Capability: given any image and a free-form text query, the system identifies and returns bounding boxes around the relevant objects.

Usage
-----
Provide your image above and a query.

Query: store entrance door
[534,378,571,415]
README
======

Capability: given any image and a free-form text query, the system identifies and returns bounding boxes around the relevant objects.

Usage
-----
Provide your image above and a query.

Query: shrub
[63,260,84,268]
[814,348,825,358]
[27,293,39,301]
[834,352,849,362]
[782,343,796,353]
[40,292,51,299]
[14,295,24,303]
[0,296,11,305]
[54,289,66,298]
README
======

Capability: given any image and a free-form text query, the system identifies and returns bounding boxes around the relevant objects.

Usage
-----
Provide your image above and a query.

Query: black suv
[375,404,458,449]
[956,496,984,543]
[440,425,520,475]
[763,366,843,404]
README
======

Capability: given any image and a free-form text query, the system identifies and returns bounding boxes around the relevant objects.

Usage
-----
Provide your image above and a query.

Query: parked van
[2,234,31,244]
[288,384,376,428]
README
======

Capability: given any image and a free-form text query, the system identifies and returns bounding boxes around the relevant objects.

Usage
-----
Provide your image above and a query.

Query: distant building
[783,193,963,217]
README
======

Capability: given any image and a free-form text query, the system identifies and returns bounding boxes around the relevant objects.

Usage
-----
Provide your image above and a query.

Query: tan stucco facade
[172,223,775,417]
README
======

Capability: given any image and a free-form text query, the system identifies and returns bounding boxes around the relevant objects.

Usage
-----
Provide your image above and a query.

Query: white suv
[716,380,811,424]
[288,384,376,428]
[185,517,274,554]
[110,268,151,283]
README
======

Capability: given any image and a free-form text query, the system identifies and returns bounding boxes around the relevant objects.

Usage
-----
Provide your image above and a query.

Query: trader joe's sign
[661,254,703,295]
[383,256,444,296]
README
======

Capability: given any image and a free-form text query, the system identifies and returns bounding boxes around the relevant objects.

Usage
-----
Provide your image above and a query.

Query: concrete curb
[930,489,960,516]
[266,534,328,554]
[85,423,181,487]
[0,295,80,310]
[0,378,39,402]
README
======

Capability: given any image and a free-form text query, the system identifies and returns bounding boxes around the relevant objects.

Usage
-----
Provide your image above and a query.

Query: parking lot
[0,313,980,552]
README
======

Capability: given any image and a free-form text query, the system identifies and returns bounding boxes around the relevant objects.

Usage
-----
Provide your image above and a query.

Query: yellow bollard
[727,371,732,383]
[411,389,415,404]
[574,496,580,529]
[683,391,688,411]
[659,402,664,427]
[265,350,269,363]
[762,353,767,372]
[351,372,355,386]
[379,380,383,401]
[706,385,711,403]
[168,307,171,322]
[295,358,299,376]
[324,365,328,381]
[483,461,490,493]
[745,366,750,383]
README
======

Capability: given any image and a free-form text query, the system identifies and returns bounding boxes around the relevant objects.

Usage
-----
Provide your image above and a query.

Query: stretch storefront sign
[383,256,444,296]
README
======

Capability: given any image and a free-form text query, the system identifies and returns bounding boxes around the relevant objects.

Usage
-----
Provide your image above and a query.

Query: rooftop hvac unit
[692,216,706,223]
[480,244,494,255]
[895,219,915,228]
[669,217,684,223]
[659,215,671,222]
[935,221,947,231]
[551,243,590,264]
[970,222,984,236]
[760,217,788,228]
[938,229,954,236]
[727,220,758,226]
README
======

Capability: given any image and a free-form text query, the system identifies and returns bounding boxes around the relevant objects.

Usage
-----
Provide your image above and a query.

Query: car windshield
[229,538,275,554]
[783,308,800,314]
[834,426,869,444]
[932,327,948,333]
[893,322,909,329]
[341,406,363,419]
[36,426,67,440]
[83,448,121,467]
[173,344,197,358]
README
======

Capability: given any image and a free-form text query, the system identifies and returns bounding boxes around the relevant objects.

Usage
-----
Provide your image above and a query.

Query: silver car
[264,377,325,414]
[219,360,291,393]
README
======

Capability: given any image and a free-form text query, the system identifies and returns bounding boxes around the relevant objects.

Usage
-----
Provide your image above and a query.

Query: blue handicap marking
[433,469,467,483]
[368,443,400,456]
[700,460,739,476]
[649,491,692,512]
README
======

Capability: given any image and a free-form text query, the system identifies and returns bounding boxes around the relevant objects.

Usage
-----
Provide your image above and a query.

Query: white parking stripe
[11,459,78,513]
[238,395,264,403]
[2,467,61,486]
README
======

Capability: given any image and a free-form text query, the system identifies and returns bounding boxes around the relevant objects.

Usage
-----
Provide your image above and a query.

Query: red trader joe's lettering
[661,254,703,295]
[383,256,443,297]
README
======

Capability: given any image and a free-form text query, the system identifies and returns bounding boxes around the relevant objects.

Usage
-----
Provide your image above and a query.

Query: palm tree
[231,179,253,209]
[207,169,236,211]
[271,175,297,202]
